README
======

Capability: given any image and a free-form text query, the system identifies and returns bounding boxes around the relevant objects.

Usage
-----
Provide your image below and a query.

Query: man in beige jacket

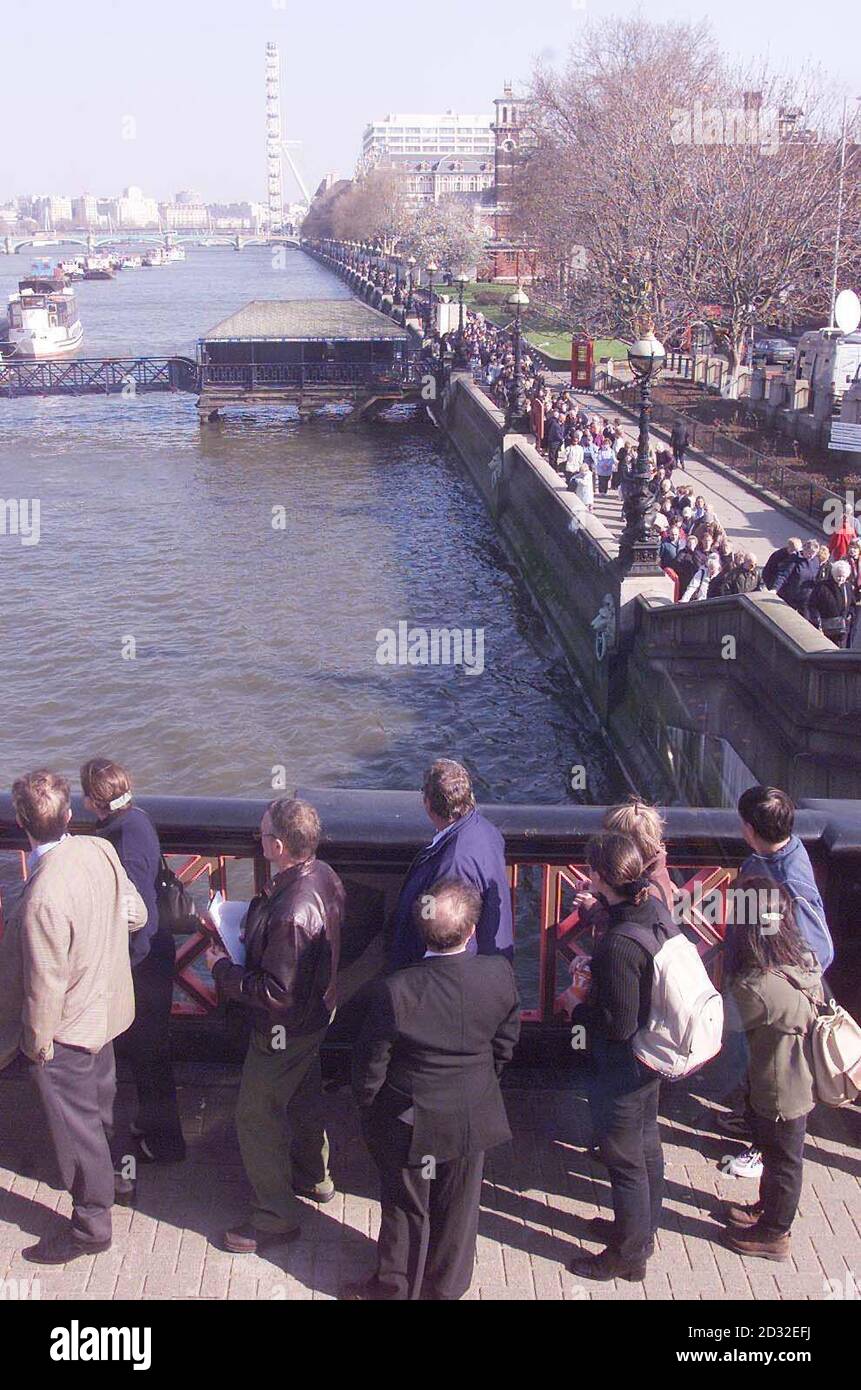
[6,770,148,1265]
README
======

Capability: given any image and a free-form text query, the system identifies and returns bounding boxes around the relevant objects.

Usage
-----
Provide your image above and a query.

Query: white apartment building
[161,201,209,230]
[71,194,105,227]
[34,194,73,229]
[360,112,494,174]
[113,185,160,228]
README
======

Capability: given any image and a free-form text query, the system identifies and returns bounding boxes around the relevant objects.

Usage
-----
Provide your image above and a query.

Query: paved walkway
[558,389,823,567]
[1,1065,857,1300]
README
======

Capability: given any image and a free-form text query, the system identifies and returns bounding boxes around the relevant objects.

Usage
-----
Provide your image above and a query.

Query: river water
[0,246,624,805]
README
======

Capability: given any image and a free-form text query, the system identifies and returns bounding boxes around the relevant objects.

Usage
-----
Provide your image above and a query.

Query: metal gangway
[0,355,200,399]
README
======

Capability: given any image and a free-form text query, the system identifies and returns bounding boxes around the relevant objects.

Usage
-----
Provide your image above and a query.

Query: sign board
[829,421,861,452]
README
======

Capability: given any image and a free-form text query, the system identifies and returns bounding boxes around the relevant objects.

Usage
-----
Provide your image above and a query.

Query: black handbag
[155,855,200,931]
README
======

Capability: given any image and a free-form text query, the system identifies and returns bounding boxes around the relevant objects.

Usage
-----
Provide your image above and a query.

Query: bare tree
[330,169,408,253]
[517,16,855,390]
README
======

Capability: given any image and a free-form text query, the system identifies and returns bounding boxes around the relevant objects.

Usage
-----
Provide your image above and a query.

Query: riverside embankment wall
[438,375,861,804]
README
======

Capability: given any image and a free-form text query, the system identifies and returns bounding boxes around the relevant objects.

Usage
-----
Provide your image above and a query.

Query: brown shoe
[222,1222,301,1255]
[725,1223,790,1261]
[724,1201,763,1228]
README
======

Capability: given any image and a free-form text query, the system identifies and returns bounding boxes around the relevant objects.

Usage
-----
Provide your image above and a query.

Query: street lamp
[425,259,439,339]
[454,271,469,344]
[506,287,530,428]
[406,256,416,315]
[620,330,666,572]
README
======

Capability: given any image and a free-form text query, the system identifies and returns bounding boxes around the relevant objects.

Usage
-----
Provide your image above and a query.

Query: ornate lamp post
[620,331,666,573]
[454,271,469,344]
[506,287,530,429]
[425,259,439,339]
[393,255,403,305]
[406,256,416,316]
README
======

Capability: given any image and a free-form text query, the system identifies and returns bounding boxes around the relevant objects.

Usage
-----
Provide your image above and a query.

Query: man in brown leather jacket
[207,797,345,1254]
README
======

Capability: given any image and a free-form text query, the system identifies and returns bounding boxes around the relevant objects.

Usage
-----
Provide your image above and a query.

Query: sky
[2,0,859,204]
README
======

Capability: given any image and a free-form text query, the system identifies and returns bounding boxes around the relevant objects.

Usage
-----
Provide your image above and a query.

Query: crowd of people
[446,308,861,650]
[0,758,841,1298]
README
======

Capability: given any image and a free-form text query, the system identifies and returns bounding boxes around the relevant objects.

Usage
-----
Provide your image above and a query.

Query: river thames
[0,246,624,803]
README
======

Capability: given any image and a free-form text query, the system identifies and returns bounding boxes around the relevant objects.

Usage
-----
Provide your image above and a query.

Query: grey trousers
[30,1041,116,1244]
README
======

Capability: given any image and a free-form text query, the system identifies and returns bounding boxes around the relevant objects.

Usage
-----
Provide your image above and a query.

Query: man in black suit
[343,880,521,1301]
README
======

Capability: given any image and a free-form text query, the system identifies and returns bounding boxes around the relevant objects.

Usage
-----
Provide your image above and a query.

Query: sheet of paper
[207,892,248,966]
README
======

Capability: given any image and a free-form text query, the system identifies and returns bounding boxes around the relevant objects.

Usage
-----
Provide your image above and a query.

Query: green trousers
[235,1024,331,1232]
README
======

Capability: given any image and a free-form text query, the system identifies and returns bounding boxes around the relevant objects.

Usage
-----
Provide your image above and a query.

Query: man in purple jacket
[388,760,514,971]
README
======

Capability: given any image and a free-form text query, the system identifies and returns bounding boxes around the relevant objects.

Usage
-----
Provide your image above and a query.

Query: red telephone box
[571,337,594,390]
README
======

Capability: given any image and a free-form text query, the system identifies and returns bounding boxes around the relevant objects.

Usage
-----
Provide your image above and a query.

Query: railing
[595,374,841,522]
[202,361,417,390]
[1,791,857,1035]
[0,356,199,397]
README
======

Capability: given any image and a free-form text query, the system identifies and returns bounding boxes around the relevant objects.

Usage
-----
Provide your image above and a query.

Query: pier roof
[201,299,411,344]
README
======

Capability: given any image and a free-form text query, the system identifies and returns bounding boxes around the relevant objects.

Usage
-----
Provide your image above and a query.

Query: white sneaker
[726,1148,763,1179]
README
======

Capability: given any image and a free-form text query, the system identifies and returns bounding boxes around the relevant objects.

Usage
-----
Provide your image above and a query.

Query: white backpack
[619,927,724,1080]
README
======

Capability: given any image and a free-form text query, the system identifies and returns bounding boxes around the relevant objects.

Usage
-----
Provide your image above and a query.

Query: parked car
[753,337,796,367]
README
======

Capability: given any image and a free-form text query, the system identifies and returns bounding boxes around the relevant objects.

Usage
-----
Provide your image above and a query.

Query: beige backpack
[779,974,861,1108]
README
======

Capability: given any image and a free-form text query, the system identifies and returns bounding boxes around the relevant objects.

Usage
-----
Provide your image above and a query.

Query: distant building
[206,201,268,231]
[360,112,494,176]
[161,200,209,230]
[32,194,73,230]
[479,84,538,282]
[488,84,533,242]
[383,156,495,209]
[113,185,160,228]
[71,194,108,228]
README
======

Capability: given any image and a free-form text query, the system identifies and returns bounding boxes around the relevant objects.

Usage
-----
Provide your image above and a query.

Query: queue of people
[0,760,840,1297]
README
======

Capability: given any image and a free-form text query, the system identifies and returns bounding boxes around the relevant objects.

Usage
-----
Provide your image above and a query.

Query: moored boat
[82,256,115,281]
[4,273,83,357]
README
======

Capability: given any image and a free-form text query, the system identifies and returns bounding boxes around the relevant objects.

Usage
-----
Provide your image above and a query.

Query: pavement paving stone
[0,1073,857,1301]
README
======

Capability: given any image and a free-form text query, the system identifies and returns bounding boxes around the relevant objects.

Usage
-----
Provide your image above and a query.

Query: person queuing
[721,879,822,1262]
[80,759,186,1172]
[567,831,677,1283]
[7,770,148,1266]
[388,759,514,970]
[345,880,521,1301]
[572,799,675,940]
[761,538,802,593]
[808,557,855,647]
[206,797,346,1255]
[718,785,834,1179]
[670,419,690,469]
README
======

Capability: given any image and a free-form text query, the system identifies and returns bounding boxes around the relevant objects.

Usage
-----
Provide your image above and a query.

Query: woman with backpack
[722,877,822,1262]
[81,758,186,1168]
[568,831,679,1283]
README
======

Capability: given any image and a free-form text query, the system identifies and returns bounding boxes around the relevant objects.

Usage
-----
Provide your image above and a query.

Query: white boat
[121,255,143,270]
[5,273,83,357]
[142,247,168,267]
[165,245,186,262]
